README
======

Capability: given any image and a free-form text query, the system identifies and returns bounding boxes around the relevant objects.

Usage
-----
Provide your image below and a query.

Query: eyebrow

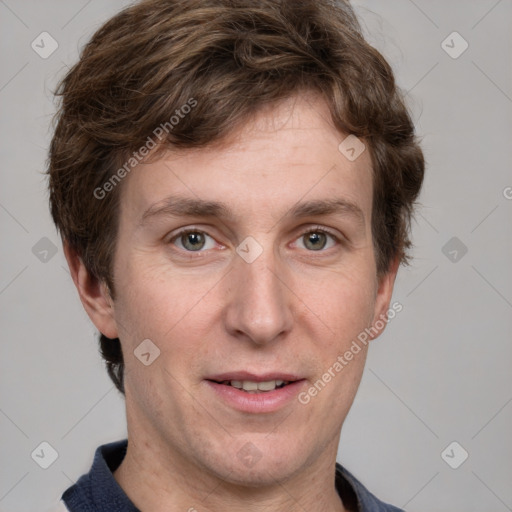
[138,195,365,229]
[139,196,234,227]
[286,198,365,228]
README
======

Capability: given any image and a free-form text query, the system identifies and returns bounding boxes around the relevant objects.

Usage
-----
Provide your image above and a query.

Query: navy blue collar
[62,440,138,511]
[62,440,403,512]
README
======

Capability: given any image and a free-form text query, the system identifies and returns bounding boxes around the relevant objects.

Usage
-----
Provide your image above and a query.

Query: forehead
[119,93,373,227]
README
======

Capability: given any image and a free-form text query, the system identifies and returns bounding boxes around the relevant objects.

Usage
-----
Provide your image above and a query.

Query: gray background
[1,1,511,511]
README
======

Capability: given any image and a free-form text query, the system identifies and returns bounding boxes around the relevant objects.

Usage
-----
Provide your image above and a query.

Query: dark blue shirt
[61,440,404,512]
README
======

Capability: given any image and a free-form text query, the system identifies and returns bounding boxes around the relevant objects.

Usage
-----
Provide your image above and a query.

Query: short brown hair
[48,0,424,394]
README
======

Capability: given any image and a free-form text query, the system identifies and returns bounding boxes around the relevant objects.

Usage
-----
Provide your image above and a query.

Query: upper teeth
[229,380,285,391]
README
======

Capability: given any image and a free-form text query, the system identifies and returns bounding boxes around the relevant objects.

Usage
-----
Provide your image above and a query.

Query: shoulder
[60,439,139,512]
[336,464,405,512]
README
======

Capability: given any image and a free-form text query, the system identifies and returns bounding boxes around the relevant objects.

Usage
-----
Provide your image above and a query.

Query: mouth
[204,372,306,412]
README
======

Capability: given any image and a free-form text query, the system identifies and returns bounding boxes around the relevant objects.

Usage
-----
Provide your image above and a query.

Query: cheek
[113,256,221,364]
[294,263,377,343]
[300,275,373,416]
[114,279,170,344]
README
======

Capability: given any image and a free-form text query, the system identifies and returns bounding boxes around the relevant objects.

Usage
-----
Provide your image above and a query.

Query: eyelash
[168,226,341,252]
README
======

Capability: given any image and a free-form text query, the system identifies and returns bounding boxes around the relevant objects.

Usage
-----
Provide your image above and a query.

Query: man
[47,0,424,510]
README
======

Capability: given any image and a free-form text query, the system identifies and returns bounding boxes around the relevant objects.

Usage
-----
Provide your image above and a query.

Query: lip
[204,375,307,414]
[206,371,303,382]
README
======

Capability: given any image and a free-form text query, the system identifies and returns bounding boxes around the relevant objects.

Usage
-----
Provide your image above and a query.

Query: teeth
[243,381,259,391]
[255,381,275,391]
[227,380,288,392]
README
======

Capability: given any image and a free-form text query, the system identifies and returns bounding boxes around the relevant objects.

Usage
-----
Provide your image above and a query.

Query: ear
[368,255,401,341]
[63,242,119,339]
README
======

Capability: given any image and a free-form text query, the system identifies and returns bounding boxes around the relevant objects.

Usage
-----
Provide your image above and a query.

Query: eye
[295,228,338,251]
[170,229,217,252]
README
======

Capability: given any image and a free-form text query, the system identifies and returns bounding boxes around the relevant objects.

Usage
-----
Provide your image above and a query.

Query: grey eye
[303,232,328,251]
[176,231,207,251]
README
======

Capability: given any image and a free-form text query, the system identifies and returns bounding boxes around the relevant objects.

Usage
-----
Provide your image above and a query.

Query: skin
[65,91,400,512]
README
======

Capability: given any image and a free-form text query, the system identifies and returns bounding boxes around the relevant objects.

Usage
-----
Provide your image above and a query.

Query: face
[86,92,397,486]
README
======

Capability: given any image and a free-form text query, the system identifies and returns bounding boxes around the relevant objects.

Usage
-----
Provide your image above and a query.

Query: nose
[223,246,294,346]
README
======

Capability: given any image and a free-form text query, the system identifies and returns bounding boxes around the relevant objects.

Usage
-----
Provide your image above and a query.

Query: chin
[216,462,298,488]
[200,439,306,488]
